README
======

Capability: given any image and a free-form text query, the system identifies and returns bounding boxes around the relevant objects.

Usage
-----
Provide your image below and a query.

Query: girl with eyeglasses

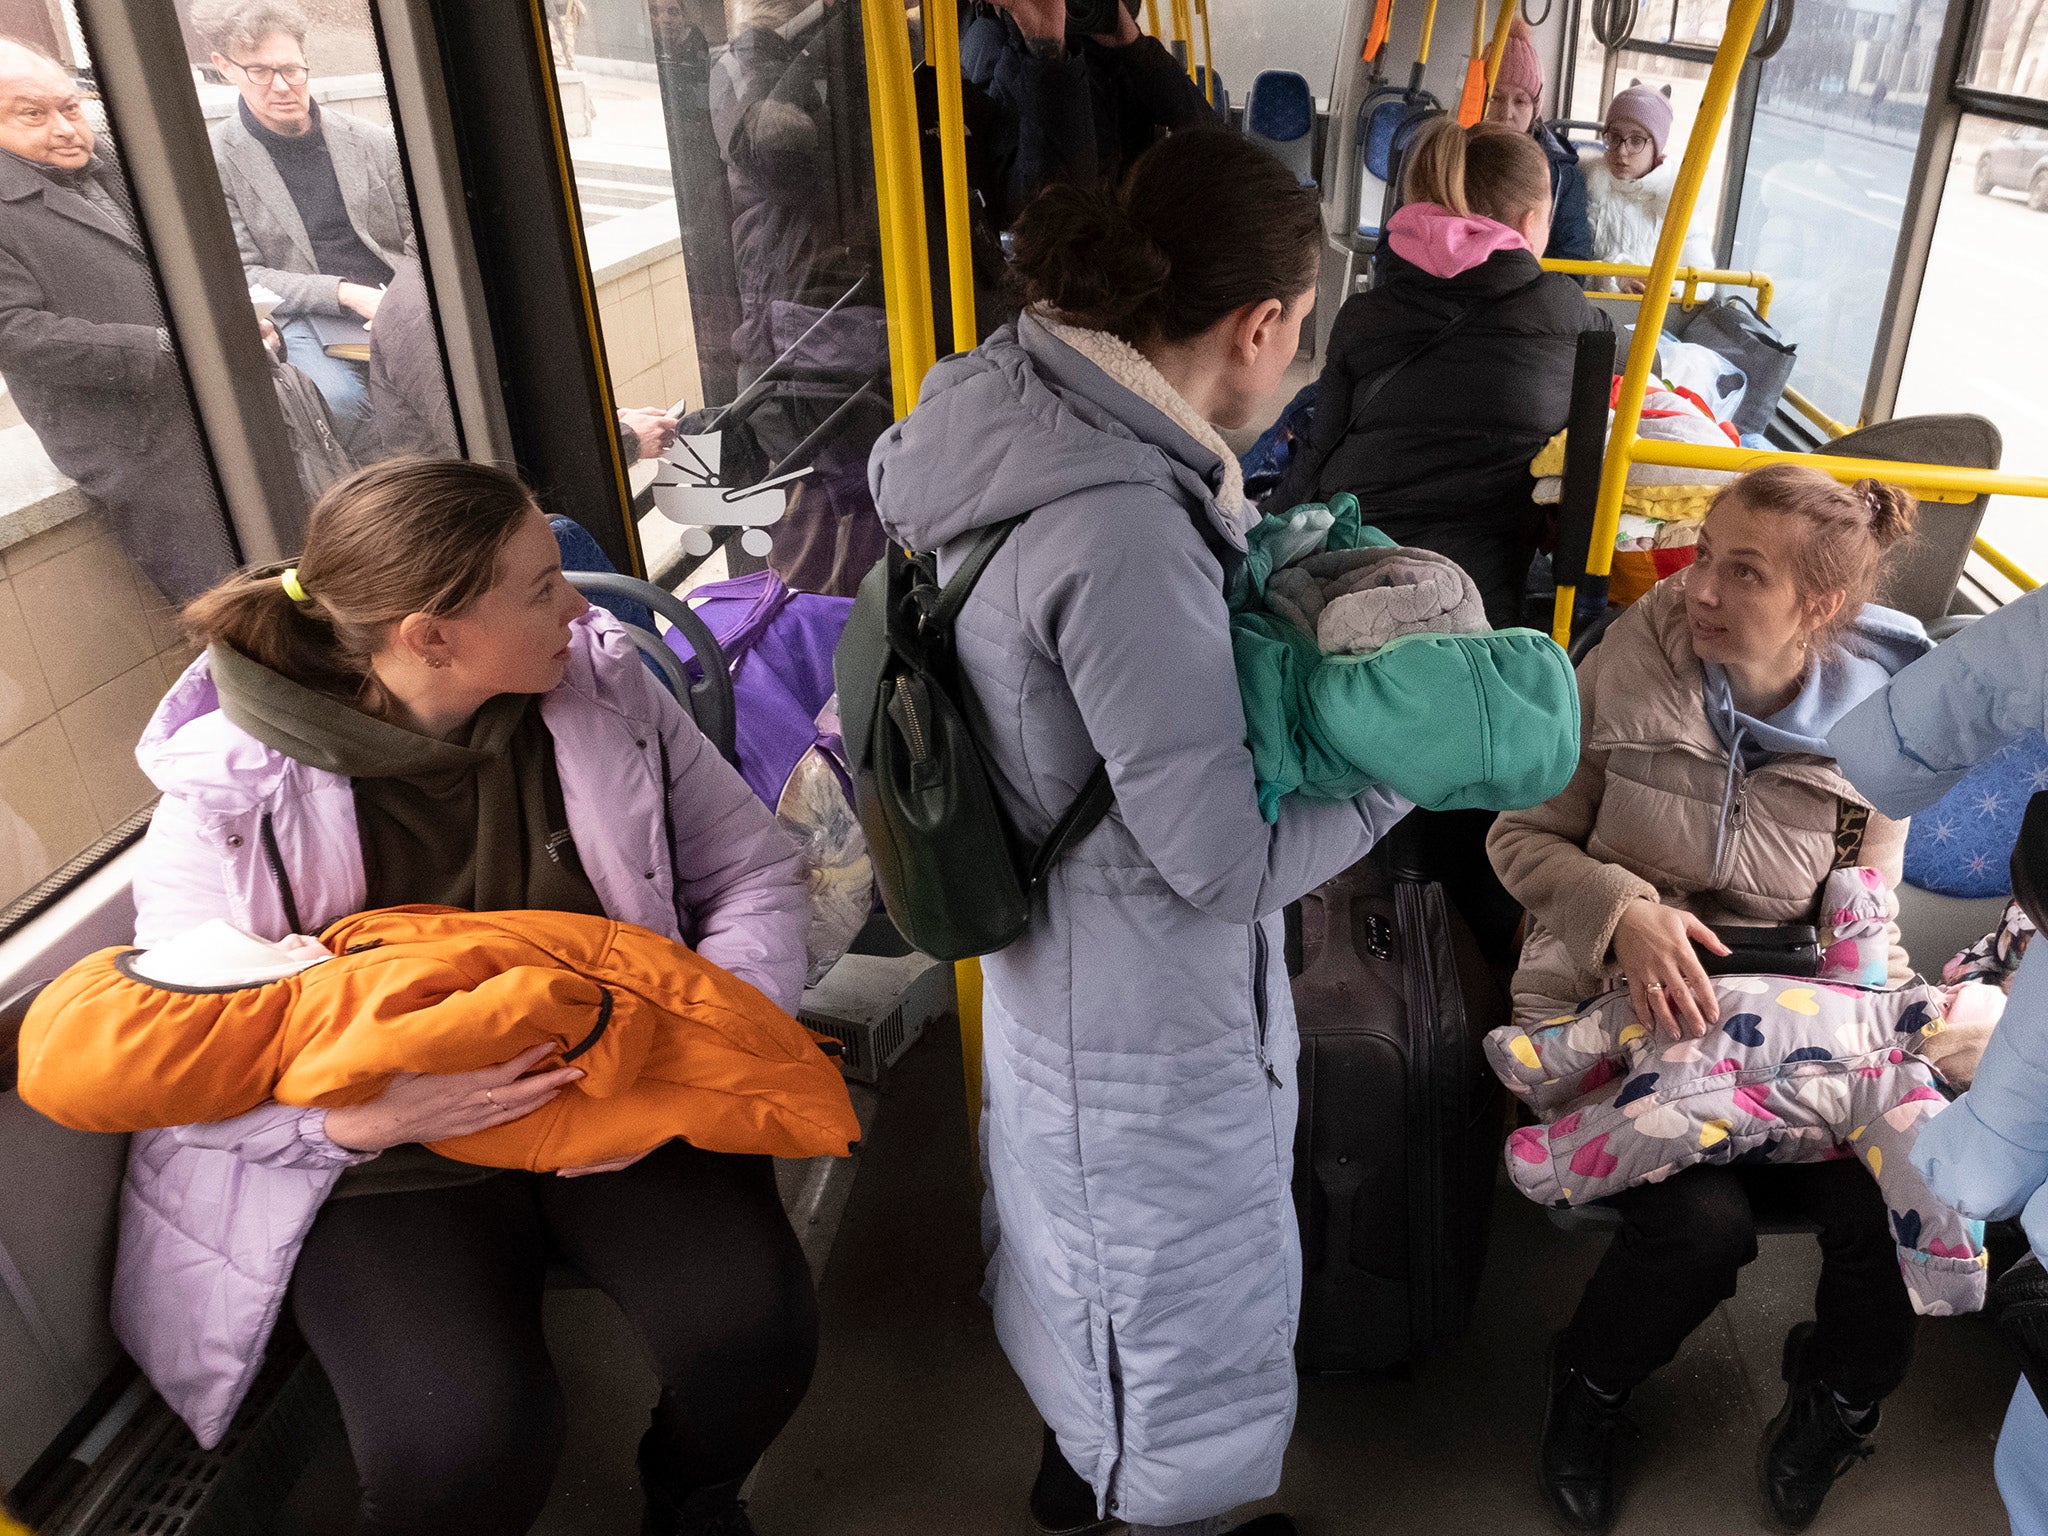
[1582,83,1719,295]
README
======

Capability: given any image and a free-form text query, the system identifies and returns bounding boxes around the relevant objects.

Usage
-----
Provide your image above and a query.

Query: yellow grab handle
[1485,0,1517,91]
[1419,0,1442,65]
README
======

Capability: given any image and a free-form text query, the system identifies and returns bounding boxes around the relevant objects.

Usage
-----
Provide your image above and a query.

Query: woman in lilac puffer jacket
[117,459,812,1536]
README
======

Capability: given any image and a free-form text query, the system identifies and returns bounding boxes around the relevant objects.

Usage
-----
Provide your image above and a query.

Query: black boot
[1759,1323,1878,1532]
[1030,1426,1117,1536]
[1539,1338,1634,1534]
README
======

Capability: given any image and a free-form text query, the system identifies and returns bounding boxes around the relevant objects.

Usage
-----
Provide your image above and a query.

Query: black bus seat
[1823,414,2002,626]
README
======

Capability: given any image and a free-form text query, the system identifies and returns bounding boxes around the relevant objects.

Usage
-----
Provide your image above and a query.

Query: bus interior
[2,0,2046,1530]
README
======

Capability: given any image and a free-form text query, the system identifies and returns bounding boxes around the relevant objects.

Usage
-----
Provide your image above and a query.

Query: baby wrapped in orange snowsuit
[18,905,860,1169]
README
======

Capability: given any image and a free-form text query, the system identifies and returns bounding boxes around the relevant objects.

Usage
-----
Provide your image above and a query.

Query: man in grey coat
[192,0,415,457]
[0,42,233,602]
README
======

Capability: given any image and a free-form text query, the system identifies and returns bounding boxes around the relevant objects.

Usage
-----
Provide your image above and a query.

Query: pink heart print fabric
[1486,975,1988,1317]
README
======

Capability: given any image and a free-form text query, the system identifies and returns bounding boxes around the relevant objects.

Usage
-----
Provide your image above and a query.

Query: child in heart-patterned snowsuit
[1486,973,1989,1317]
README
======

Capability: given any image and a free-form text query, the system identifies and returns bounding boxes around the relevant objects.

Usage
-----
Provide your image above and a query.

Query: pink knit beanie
[1605,84,1674,161]
[1496,17,1544,103]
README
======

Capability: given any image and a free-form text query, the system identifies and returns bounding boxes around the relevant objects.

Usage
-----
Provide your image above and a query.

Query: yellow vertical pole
[1588,0,1766,587]
[1144,0,1161,38]
[1484,0,1516,92]
[1170,0,1198,78]
[860,0,936,415]
[1418,0,1442,64]
[924,0,978,352]
[1195,0,1215,102]
[863,0,979,1128]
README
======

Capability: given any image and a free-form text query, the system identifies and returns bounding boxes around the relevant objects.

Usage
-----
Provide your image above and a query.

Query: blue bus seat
[1244,70,1316,187]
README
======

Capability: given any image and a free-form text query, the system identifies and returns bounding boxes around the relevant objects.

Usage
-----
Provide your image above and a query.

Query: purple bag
[667,571,870,982]
[670,570,853,807]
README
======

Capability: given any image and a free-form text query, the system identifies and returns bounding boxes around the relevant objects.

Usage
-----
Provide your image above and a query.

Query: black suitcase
[1286,827,1509,1373]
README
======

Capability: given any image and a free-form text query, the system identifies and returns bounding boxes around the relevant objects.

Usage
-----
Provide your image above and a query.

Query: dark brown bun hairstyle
[1008,126,1322,346]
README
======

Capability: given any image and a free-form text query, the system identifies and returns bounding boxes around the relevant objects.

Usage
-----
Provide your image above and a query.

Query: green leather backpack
[834,519,1111,961]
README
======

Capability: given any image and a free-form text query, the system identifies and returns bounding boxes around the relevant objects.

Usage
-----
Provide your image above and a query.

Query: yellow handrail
[1144,0,1161,36]
[1195,0,1215,102]
[861,0,936,415]
[1484,0,1516,94]
[1975,537,2041,593]
[925,0,977,354]
[1171,0,1198,80]
[1780,384,1852,440]
[1625,439,2048,505]
[1554,0,1768,645]
[1419,0,1442,64]
[1541,257,1774,318]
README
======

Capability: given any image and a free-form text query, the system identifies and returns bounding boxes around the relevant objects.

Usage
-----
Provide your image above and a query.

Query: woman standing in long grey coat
[868,129,1409,1536]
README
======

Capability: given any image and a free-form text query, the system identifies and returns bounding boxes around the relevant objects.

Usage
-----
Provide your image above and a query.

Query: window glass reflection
[1895,113,2048,596]
[0,8,237,914]
[182,0,456,480]
[541,0,895,597]
[1724,0,1949,422]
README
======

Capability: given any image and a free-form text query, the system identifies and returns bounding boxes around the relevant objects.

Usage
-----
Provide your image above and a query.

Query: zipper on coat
[1712,774,1750,889]
[1251,922,1275,1077]
[259,813,304,935]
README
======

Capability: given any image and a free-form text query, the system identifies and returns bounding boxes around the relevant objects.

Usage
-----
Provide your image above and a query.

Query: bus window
[1964,0,2048,100]
[176,0,467,474]
[0,9,237,923]
[1894,112,2048,598]
[1566,49,1733,232]
[537,0,895,599]
[1723,0,1951,424]
[1206,0,1337,89]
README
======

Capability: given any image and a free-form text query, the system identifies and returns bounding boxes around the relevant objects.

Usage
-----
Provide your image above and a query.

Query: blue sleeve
[1827,586,2048,818]
[1912,942,2048,1222]
[1547,159,1594,261]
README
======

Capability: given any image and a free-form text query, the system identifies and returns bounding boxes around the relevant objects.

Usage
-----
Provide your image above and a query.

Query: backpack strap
[1027,763,1115,888]
[930,515,1029,629]
[918,514,1119,879]
[1342,270,1551,437]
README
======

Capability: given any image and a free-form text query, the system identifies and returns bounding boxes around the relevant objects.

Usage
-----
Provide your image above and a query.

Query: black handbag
[834,519,1113,962]
[1687,800,1867,977]
[1694,922,1822,978]
[1676,295,1797,437]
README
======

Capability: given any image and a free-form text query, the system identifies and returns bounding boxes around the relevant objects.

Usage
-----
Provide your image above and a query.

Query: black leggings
[291,1141,818,1536]
[1559,1161,1917,1403]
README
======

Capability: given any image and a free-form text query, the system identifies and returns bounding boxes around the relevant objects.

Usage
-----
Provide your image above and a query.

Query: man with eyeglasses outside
[191,0,414,458]
[0,40,230,603]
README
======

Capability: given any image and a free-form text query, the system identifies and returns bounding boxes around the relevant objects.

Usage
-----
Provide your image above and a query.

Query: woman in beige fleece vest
[1487,465,1928,1536]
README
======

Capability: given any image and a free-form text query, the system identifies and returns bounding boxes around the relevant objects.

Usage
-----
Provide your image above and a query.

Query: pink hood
[1386,202,1530,278]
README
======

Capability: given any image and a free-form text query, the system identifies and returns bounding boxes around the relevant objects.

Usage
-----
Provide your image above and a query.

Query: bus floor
[277,1015,2019,1534]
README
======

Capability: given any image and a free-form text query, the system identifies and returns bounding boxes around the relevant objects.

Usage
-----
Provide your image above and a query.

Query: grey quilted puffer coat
[869,312,1408,1526]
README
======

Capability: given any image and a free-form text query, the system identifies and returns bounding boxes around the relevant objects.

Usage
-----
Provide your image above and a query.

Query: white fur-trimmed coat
[1581,154,1718,288]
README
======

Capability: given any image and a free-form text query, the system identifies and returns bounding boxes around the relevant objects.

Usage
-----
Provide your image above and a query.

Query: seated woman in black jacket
[1269,119,1611,629]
